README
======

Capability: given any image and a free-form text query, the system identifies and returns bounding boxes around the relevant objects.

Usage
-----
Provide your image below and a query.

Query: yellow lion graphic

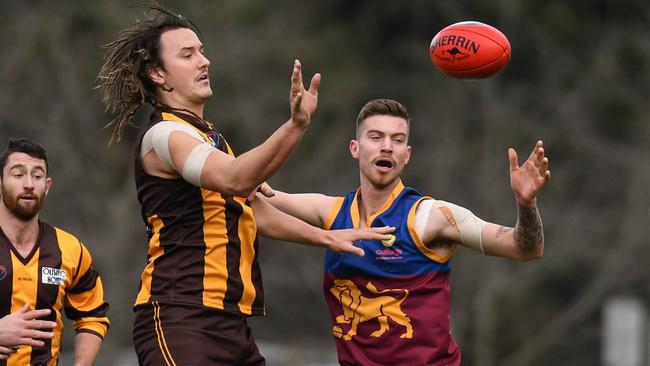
[330,279,412,341]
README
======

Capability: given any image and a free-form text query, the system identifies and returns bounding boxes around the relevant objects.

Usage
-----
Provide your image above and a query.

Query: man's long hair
[97,5,199,144]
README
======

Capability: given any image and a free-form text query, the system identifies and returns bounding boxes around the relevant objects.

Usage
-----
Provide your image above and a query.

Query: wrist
[288,117,309,131]
[515,196,537,208]
[313,228,333,249]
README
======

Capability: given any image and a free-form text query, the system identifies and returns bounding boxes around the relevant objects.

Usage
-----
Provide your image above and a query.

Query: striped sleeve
[64,243,110,338]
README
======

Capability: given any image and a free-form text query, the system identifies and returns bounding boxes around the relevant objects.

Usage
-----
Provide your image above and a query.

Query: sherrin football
[429,21,511,79]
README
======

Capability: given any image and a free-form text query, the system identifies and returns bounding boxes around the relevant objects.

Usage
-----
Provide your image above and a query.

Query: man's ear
[349,139,359,159]
[404,145,411,165]
[147,64,165,87]
[44,177,53,197]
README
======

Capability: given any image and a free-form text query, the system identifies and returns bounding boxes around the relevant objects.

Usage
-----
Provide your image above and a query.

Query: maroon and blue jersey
[323,181,461,366]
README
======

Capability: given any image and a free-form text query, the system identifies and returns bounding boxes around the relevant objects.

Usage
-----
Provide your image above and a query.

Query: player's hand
[289,59,320,129]
[247,182,275,201]
[0,304,56,348]
[323,226,395,257]
[509,140,550,207]
[0,345,17,360]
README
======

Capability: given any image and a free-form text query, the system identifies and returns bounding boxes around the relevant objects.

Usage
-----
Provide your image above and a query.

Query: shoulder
[50,226,87,256]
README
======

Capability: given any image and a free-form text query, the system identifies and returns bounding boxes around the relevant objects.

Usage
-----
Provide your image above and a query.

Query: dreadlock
[97,5,200,144]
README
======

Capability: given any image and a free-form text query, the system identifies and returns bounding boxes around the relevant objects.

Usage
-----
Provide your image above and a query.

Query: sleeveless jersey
[0,222,109,366]
[133,108,264,316]
[323,181,461,366]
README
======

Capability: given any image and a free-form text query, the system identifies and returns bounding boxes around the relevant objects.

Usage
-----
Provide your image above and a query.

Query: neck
[357,178,400,224]
[156,95,205,119]
[0,205,39,250]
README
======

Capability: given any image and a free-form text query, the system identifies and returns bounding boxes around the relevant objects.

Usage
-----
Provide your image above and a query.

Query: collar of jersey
[350,180,404,229]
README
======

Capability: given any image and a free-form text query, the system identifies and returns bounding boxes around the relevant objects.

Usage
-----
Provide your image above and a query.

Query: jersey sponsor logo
[375,247,403,261]
[330,279,412,341]
[41,267,66,286]
[0,265,6,280]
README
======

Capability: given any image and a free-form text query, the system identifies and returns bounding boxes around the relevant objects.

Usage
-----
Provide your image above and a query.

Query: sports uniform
[323,181,461,366]
[0,222,109,366]
[132,108,265,365]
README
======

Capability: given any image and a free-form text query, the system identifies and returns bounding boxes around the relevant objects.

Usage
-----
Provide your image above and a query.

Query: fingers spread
[508,148,519,171]
[349,245,365,257]
[370,226,395,234]
[0,346,16,355]
[24,308,51,321]
[19,337,45,347]
[308,73,321,95]
[29,320,57,332]
[290,60,303,98]
[18,303,31,314]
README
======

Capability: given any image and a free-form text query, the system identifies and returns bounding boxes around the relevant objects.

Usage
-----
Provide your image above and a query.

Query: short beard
[1,193,44,222]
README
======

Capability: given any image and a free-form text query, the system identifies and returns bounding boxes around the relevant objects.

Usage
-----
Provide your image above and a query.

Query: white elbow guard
[416,199,487,254]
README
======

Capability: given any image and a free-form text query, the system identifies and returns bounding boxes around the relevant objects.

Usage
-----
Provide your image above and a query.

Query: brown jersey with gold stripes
[133,108,264,316]
[0,222,109,366]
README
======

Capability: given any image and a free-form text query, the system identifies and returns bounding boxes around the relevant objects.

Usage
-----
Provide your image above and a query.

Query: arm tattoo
[495,226,512,238]
[513,204,543,252]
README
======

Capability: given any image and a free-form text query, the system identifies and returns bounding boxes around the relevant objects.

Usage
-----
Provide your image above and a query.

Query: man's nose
[23,176,35,189]
[199,52,210,68]
[380,138,393,151]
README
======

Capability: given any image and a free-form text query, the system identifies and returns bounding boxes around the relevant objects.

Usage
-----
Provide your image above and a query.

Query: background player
[0,138,109,365]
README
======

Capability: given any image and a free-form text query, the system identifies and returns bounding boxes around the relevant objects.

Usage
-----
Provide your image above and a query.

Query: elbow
[202,170,258,196]
[223,181,257,197]
[518,244,544,262]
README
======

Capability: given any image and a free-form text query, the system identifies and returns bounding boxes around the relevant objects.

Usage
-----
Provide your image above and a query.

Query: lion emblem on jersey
[330,279,412,340]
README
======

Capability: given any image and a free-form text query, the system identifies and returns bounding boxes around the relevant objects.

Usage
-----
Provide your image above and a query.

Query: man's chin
[13,203,41,221]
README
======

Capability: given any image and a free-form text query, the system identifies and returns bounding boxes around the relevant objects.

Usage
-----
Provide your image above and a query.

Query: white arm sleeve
[415,199,487,254]
[140,121,215,186]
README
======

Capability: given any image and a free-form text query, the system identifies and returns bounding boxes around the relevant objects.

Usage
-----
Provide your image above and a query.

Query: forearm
[74,332,103,366]
[228,120,306,194]
[513,203,544,253]
[252,197,328,247]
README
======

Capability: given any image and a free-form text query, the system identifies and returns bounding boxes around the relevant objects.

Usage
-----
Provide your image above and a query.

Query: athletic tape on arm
[415,199,487,254]
[141,121,215,186]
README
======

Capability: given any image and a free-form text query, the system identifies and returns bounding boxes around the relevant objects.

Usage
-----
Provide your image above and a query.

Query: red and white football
[429,21,511,79]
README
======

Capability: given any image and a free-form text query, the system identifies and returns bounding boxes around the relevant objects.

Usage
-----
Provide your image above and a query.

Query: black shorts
[133,301,265,366]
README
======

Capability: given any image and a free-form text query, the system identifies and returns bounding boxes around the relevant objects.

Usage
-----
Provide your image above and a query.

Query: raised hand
[324,226,395,257]
[289,59,321,129]
[509,140,551,207]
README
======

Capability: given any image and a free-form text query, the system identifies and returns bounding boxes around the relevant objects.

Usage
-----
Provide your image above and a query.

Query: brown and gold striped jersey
[0,222,109,366]
[133,108,264,316]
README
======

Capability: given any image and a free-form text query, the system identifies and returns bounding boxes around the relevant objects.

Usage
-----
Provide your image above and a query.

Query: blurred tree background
[1,0,649,365]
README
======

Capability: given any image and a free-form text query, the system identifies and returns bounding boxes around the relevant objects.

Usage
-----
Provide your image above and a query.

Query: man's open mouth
[375,159,393,169]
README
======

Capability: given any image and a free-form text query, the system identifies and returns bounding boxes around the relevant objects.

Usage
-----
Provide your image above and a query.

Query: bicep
[166,131,240,191]
[417,199,484,253]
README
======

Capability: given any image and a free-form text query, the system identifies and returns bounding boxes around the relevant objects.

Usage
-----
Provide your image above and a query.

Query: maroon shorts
[133,301,265,366]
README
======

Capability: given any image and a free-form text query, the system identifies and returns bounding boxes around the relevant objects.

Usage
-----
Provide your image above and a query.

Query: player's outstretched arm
[0,304,56,357]
[481,141,550,260]
[199,59,320,195]
[251,197,394,256]
[145,60,321,196]
[261,189,337,227]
